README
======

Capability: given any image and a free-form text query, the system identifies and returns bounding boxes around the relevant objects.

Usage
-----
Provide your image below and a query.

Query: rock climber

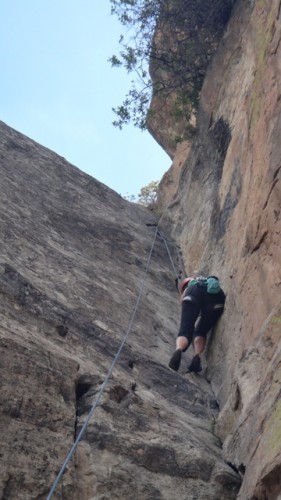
[169,275,226,373]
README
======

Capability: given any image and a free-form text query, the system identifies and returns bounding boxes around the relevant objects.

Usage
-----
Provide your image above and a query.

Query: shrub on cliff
[124,180,159,210]
[109,0,234,131]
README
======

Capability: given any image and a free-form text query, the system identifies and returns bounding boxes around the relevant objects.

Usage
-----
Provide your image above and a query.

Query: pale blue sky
[0,1,171,197]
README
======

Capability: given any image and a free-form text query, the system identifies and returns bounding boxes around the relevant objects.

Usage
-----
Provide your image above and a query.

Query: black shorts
[177,302,224,342]
[194,307,224,339]
[177,301,200,344]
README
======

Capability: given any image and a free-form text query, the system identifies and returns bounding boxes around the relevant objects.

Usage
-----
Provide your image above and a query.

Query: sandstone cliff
[153,0,281,499]
[1,0,281,498]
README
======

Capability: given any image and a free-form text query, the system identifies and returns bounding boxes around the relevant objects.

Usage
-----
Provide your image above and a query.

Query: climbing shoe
[169,349,182,371]
[187,354,202,373]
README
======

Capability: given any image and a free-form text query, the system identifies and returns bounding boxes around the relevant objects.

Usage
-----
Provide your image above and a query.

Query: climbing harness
[46,224,180,499]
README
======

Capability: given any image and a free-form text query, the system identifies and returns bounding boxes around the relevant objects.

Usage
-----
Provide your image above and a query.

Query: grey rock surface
[0,121,240,499]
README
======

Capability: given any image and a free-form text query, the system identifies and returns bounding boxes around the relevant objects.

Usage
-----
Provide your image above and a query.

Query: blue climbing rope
[46,225,160,499]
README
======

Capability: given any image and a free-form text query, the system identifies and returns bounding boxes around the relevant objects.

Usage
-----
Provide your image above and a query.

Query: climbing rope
[156,229,180,280]
[46,224,171,499]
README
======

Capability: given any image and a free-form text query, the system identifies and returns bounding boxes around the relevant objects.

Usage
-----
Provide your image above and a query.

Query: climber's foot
[187,354,202,373]
[169,349,182,371]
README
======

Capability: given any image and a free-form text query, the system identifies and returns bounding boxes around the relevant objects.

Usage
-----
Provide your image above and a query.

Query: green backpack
[187,276,221,294]
[206,276,221,294]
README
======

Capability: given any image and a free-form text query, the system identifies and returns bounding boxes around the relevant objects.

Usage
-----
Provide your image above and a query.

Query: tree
[109,0,234,132]
[138,180,159,207]
[123,180,159,209]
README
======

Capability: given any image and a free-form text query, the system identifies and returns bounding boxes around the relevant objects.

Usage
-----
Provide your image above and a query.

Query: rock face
[155,0,281,498]
[0,120,240,499]
[146,0,234,159]
[1,0,281,498]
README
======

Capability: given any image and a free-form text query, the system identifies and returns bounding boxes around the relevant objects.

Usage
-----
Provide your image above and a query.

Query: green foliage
[138,179,159,207]
[123,180,159,209]
[110,0,234,131]
[123,193,137,202]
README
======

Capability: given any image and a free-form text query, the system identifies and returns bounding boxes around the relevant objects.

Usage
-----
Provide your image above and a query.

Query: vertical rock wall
[1,1,281,497]
[158,0,281,498]
[0,121,241,499]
